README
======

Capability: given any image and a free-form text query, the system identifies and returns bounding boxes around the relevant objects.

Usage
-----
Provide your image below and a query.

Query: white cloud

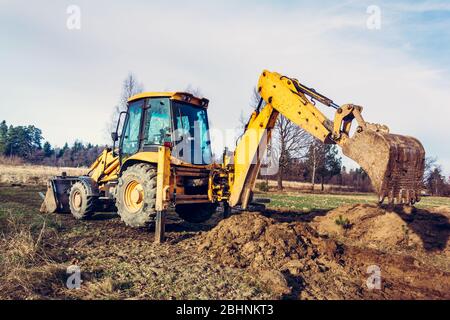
[0,0,449,175]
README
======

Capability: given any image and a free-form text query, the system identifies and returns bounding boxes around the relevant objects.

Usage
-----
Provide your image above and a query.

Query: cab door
[120,99,144,156]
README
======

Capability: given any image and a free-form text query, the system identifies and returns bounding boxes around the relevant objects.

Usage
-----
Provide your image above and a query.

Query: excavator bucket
[342,126,425,205]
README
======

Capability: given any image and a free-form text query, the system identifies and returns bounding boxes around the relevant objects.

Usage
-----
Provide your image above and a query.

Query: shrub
[335,215,352,230]
[256,181,270,192]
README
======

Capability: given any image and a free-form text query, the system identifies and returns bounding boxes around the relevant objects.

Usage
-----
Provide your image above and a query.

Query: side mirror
[111,132,119,142]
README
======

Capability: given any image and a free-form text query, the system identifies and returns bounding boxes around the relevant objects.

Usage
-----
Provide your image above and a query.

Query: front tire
[116,164,157,227]
[69,182,95,219]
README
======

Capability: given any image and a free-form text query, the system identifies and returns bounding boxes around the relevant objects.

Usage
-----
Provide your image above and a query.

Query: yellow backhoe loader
[41,70,425,240]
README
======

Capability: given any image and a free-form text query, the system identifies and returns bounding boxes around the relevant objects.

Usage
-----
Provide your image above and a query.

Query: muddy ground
[0,184,449,299]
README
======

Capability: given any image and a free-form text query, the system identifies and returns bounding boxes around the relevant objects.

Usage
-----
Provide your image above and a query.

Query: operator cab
[116,92,212,165]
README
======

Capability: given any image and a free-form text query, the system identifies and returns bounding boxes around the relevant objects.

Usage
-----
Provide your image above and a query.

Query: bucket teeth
[342,127,425,206]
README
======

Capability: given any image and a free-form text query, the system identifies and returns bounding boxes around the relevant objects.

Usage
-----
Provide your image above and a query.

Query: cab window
[121,100,143,155]
[172,101,212,164]
[144,98,171,145]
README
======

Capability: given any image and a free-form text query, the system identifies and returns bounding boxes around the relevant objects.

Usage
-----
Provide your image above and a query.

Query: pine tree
[0,120,7,154]
[43,141,54,157]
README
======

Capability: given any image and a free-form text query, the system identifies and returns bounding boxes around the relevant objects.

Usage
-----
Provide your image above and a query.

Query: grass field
[0,164,86,185]
[261,191,450,212]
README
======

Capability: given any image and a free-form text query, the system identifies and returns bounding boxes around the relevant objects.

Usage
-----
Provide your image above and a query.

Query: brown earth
[313,204,450,256]
[1,185,449,299]
[194,206,450,299]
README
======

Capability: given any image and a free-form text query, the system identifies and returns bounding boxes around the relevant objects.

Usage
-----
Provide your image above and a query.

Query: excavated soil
[194,206,450,299]
[1,185,449,299]
[313,204,450,266]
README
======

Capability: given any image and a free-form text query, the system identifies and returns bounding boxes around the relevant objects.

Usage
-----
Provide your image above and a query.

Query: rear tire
[69,182,95,219]
[176,203,218,223]
[116,164,157,227]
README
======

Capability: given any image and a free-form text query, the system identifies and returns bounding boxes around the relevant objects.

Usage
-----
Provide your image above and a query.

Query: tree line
[0,120,104,167]
[260,130,450,195]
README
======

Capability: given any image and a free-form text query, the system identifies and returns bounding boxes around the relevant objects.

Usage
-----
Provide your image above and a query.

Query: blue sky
[1,0,450,174]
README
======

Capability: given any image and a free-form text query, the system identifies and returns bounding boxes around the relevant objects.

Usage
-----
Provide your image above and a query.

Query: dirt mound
[195,210,450,299]
[197,212,318,270]
[313,204,450,256]
[195,212,367,298]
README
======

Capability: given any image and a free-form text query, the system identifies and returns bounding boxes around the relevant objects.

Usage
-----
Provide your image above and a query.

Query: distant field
[261,191,450,211]
[256,179,356,192]
[0,164,87,185]
[0,163,448,211]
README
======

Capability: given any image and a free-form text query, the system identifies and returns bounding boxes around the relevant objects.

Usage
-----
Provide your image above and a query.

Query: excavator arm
[228,70,425,207]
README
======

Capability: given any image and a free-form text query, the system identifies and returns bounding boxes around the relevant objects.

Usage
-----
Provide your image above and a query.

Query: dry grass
[0,211,65,299]
[0,164,87,185]
[0,155,24,166]
[0,185,275,300]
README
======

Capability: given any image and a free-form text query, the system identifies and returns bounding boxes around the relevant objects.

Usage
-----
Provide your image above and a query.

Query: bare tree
[185,85,203,98]
[426,165,446,196]
[240,87,262,128]
[121,73,144,108]
[272,115,311,190]
[235,88,261,141]
[106,73,144,138]
[308,139,318,190]
[250,87,261,110]
[304,139,341,191]
[424,156,437,186]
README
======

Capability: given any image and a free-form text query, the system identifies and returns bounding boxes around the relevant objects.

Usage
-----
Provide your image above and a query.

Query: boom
[228,70,425,207]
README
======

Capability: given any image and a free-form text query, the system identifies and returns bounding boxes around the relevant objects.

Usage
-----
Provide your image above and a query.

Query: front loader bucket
[342,128,425,205]
[40,181,57,213]
[40,177,73,213]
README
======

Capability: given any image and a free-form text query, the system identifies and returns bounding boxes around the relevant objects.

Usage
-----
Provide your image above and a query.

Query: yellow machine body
[41,70,425,225]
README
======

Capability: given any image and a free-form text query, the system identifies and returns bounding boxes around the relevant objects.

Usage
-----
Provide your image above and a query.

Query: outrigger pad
[342,128,425,205]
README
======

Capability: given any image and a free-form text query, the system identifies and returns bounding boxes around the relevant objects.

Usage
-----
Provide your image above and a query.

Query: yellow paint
[155,146,171,211]
[229,104,278,206]
[258,70,331,142]
[123,180,144,213]
[89,148,120,184]
[228,70,372,206]
[123,151,159,167]
[128,91,208,108]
